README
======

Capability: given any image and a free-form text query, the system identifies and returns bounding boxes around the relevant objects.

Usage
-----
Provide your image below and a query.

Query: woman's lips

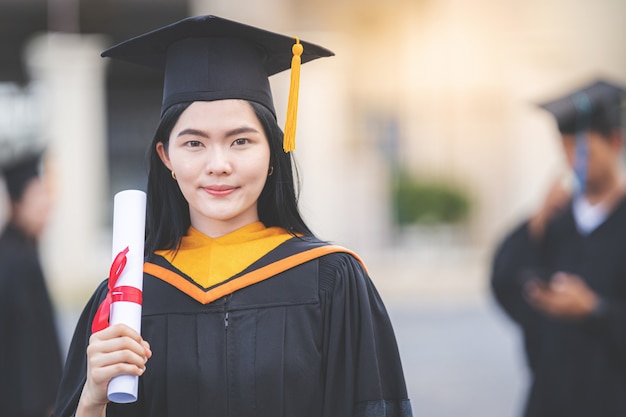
[203,185,237,197]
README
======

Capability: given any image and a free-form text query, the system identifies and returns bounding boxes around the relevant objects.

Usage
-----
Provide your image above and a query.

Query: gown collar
[572,196,609,235]
[155,222,294,288]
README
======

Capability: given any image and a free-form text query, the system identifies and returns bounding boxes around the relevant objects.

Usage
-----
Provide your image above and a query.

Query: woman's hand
[76,324,152,416]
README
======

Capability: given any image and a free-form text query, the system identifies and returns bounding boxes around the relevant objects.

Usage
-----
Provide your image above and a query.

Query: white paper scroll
[108,189,146,403]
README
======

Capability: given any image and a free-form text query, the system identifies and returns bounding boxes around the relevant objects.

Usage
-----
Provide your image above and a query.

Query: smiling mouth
[204,185,237,197]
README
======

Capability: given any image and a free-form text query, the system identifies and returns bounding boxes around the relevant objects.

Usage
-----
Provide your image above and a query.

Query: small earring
[268,166,274,177]
[171,171,177,180]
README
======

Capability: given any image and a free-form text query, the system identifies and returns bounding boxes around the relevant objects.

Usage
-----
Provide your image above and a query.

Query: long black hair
[144,100,312,255]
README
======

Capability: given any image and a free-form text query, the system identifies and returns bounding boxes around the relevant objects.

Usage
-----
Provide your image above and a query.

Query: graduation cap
[539,79,625,135]
[0,151,42,202]
[101,15,334,152]
[539,79,625,196]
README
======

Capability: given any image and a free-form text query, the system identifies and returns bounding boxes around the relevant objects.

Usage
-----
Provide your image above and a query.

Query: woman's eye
[233,138,249,146]
[186,140,203,147]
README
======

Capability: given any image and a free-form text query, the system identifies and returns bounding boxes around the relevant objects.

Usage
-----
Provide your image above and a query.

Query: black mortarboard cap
[0,151,42,202]
[539,79,625,135]
[101,15,334,151]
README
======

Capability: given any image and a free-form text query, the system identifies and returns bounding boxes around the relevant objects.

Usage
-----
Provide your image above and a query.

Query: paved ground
[368,243,531,417]
[388,297,529,417]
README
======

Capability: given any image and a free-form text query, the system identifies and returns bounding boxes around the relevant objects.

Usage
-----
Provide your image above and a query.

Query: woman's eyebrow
[176,128,209,138]
[225,126,260,137]
[176,126,260,138]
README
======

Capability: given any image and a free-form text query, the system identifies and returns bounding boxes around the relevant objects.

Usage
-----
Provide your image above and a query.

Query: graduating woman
[54,15,412,417]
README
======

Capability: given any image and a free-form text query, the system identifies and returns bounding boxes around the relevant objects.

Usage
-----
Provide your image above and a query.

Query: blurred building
[0,0,625,306]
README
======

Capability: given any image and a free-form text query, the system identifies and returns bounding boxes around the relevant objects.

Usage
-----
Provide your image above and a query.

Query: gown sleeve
[319,252,413,417]
[490,221,544,326]
[489,221,549,372]
[490,219,626,367]
[53,280,109,417]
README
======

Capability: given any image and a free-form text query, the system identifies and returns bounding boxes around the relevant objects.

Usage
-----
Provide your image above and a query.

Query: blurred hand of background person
[528,180,572,242]
[523,272,599,320]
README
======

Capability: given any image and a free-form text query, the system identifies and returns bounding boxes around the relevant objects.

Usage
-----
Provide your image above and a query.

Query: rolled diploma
[107,190,146,403]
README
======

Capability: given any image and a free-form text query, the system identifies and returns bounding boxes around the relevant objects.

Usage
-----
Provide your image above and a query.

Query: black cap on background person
[539,79,624,136]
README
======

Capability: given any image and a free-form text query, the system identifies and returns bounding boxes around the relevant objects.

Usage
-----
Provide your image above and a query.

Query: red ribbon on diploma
[91,246,143,334]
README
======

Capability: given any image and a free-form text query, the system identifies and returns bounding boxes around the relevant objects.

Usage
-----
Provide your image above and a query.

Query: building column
[25,33,110,304]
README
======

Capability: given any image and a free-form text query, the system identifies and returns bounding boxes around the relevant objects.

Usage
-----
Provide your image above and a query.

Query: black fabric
[491,199,626,417]
[53,238,412,417]
[0,223,63,417]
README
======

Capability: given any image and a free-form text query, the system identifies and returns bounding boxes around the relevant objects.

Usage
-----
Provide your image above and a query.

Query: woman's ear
[156,142,173,171]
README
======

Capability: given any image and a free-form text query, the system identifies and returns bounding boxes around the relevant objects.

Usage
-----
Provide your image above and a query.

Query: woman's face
[157,100,271,237]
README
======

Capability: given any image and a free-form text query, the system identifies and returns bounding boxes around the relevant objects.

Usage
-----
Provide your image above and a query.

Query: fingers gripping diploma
[77,324,152,416]
[524,272,599,320]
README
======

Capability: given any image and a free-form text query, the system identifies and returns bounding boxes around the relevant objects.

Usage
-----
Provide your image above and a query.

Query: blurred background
[1,0,625,416]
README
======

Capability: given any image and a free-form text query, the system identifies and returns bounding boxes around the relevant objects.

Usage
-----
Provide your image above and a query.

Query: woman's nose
[205,149,232,175]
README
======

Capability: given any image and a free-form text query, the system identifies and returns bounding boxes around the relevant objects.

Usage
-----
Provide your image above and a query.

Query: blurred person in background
[0,150,63,417]
[491,79,626,417]
[53,15,412,417]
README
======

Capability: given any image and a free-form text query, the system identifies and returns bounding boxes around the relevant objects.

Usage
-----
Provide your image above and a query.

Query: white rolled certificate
[107,189,147,403]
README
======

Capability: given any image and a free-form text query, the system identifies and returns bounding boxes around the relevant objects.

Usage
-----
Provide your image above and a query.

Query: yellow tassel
[283,37,303,153]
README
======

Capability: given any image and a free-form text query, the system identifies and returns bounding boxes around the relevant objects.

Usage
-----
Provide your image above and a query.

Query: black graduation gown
[0,224,63,417]
[491,200,626,417]
[54,237,412,417]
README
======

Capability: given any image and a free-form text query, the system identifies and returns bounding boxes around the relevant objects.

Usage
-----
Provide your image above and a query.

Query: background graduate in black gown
[0,150,63,417]
[491,79,626,417]
[54,15,412,417]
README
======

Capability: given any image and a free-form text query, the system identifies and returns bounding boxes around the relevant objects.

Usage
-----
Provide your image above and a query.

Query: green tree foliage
[392,173,471,226]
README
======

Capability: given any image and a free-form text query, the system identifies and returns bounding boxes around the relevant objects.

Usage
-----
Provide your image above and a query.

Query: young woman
[54,15,412,417]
